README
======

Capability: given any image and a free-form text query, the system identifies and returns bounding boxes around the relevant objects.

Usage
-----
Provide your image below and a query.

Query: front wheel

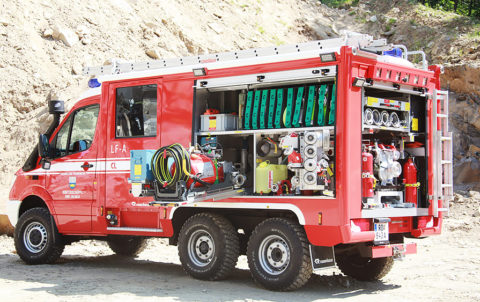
[246,218,312,291]
[178,213,239,281]
[14,208,65,264]
[336,253,394,281]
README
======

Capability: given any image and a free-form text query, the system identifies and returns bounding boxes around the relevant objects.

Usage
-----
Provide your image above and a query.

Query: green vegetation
[388,18,397,25]
[422,0,480,18]
[271,35,285,46]
[321,0,359,8]
[468,29,480,37]
[321,0,480,19]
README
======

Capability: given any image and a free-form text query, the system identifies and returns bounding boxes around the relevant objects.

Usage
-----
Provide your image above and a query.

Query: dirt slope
[0,0,339,185]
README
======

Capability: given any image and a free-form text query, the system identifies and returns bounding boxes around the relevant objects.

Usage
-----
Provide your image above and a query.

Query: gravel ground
[1,206,479,302]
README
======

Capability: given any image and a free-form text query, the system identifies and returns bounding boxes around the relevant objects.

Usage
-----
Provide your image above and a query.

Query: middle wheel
[178,213,239,281]
[247,218,312,291]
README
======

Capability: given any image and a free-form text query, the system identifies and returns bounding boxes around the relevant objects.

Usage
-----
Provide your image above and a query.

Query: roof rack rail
[83,32,390,77]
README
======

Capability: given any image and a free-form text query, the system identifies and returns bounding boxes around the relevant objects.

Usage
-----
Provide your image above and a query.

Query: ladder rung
[441,136,452,141]
[441,160,452,165]
[441,184,452,188]
[437,114,448,118]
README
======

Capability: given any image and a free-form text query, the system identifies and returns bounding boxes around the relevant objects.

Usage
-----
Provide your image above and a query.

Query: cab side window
[54,115,72,158]
[115,84,157,138]
[52,104,100,158]
[69,105,99,152]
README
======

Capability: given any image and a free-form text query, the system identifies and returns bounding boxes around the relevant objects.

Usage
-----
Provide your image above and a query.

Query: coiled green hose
[151,143,191,189]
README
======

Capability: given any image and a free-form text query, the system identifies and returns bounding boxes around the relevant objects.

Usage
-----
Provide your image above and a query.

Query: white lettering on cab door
[110,143,127,154]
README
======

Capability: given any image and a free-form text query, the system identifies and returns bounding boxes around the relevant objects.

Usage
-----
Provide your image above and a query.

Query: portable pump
[129,143,245,202]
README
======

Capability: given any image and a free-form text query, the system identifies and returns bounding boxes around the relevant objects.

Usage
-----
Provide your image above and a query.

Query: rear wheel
[107,236,147,256]
[336,253,394,281]
[178,213,239,281]
[246,218,312,291]
[14,208,65,264]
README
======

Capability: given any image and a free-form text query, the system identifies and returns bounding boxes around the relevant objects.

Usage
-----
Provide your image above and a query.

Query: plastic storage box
[255,162,288,193]
[200,114,237,131]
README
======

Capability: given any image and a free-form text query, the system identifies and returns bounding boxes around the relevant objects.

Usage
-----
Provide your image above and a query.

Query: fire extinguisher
[403,157,419,206]
[361,149,375,202]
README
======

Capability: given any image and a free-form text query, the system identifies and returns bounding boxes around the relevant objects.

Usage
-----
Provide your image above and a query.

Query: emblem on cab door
[69,177,76,189]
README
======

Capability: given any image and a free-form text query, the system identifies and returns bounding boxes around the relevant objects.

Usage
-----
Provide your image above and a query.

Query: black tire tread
[247,218,312,291]
[14,207,65,264]
[336,254,394,281]
[178,212,239,281]
[107,236,148,256]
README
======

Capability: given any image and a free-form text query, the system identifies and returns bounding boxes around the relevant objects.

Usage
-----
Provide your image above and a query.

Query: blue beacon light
[88,78,101,88]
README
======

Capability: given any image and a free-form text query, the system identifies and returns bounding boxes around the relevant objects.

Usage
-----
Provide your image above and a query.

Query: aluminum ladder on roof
[82,33,388,77]
[432,90,453,217]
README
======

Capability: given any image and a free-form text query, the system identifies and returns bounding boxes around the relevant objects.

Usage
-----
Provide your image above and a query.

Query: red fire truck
[7,33,452,291]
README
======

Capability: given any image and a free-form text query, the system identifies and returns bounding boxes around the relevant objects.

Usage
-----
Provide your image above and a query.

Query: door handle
[81,162,94,171]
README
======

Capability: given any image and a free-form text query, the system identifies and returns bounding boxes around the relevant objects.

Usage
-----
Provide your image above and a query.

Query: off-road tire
[336,253,394,281]
[14,207,65,264]
[246,218,312,291]
[107,236,148,256]
[178,213,239,281]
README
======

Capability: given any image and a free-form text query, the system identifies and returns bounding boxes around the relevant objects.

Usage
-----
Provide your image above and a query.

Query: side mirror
[38,134,50,159]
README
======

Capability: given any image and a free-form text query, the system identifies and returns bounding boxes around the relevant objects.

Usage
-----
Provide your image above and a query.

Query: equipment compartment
[361,87,429,210]
[193,79,337,198]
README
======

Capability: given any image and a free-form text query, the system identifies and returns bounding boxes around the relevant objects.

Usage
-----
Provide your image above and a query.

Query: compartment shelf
[197,126,335,136]
[362,125,410,134]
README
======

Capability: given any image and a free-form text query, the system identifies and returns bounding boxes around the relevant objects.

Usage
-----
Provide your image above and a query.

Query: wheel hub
[258,235,290,275]
[23,222,48,254]
[188,230,215,267]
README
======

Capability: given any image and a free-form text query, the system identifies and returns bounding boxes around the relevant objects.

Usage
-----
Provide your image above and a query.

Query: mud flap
[309,245,336,271]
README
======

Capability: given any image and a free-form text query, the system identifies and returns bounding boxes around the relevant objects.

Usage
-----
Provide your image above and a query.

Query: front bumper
[6,200,21,227]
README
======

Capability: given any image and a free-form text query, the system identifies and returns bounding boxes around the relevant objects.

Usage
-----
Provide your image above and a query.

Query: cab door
[47,103,100,233]
[105,80,162,229]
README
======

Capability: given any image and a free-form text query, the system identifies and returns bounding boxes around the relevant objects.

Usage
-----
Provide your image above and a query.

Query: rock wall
[443,65,480,191]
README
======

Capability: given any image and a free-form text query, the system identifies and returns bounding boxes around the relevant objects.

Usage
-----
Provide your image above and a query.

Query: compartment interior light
[320,53,336,62]
[193,68,207,76]
[353,77,366,87]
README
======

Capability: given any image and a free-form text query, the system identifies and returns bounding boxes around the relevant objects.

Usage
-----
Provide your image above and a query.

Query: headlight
[9,175,17,195]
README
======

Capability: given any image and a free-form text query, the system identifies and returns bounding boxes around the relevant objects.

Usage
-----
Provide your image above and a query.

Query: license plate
[374,222,389,243]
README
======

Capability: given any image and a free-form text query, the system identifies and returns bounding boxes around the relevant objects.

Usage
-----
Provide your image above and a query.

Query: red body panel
[10,45,443,247]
